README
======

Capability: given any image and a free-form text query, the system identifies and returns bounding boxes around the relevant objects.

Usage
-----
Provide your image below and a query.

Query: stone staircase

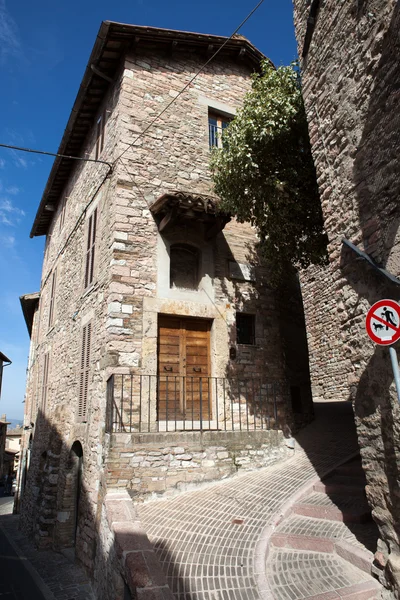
[264,456,382,600]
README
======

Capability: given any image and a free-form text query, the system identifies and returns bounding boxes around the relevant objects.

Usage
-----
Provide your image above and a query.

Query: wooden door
[158,316,211,422]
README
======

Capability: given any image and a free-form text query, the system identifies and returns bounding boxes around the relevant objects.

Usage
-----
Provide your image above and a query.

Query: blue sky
[0,0,298,420]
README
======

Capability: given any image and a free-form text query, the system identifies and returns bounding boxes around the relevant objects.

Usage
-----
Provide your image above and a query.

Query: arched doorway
[57,441,83,548]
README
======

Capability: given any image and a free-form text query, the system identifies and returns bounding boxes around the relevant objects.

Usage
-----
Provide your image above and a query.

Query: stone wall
[106,430,290,500]
[95,489,174,600]
[293,1,400,593]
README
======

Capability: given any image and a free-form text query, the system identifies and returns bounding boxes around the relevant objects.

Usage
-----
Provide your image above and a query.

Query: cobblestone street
[0,494,94,600]
[137,401,379,600]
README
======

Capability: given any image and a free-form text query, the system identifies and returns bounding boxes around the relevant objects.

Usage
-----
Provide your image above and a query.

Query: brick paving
[265,549,372,600]
[0,505,95,600]
[138,401,367,599]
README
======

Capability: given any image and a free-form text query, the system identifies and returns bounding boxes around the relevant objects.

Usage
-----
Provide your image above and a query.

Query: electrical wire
[6,0,266,290]
[0,142,113,171]
[112,0,265,166]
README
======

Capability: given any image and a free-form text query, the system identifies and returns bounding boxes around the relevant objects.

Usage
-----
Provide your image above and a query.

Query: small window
[236,313,256,345]
[84,208,97,289]
[170,244,200,290]
[48,268,57,328]
[95,112,106,160]
[59,197,67,231]
[78,322,92,422]
[208,111,231,149]
[41,352,50,412]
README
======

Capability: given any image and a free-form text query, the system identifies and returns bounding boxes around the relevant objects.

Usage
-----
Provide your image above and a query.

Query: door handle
[193,367,202,373]
[164,366,173,372]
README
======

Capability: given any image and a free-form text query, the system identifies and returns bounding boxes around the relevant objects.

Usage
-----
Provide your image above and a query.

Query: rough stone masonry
[293,1,400,595]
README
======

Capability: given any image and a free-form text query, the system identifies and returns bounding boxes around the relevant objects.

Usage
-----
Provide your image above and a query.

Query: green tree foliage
[210,61,327,282]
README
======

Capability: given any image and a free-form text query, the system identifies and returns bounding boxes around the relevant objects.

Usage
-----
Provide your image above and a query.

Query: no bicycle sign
[365,299,400,346]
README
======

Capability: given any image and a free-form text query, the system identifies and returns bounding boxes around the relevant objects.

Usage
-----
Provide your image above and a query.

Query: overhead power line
[0,142,113,172]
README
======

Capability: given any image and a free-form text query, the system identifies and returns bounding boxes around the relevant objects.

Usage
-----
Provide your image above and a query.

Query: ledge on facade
[150,191,231,239]
[20,292,40,337]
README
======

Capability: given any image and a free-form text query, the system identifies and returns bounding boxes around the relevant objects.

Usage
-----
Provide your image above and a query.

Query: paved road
[138,401,361,600]
[0,494,48,599]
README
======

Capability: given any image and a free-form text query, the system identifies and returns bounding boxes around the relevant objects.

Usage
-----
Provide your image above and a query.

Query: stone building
[19,22,311,596]
[293,1,400,594]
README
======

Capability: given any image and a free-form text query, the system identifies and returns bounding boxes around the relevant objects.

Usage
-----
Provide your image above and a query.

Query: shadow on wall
[339,3,400,589]
[17,409,182,599]
[217,234,313,430]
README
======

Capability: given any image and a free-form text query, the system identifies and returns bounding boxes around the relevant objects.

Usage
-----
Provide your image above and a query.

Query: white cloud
[0,0,21,65]
[6,185,20,195]
[0,158,5,169]
[0,233,15,247]
[0,197,25,226]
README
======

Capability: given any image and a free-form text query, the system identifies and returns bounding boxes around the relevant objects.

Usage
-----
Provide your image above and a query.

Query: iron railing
[106,374,284,433]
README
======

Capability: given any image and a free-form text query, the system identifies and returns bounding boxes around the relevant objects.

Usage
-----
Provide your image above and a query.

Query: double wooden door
[158,316,212,421]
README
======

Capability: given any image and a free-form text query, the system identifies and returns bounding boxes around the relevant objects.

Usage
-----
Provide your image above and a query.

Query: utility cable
[0,142,113,171]
[112,0,265,166]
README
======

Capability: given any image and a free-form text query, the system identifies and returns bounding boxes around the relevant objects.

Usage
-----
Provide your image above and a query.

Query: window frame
[95,111,106,160]
[41,352,50,413]
[48,268,57,329]
[78,321,92,422]
[59,197,67,232]
[169,243,200,291]
[236,313,256,346]
[84,208,98,290]
[208,111,232,149]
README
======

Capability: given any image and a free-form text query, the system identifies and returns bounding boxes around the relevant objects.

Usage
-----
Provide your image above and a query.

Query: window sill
[81,281,99,300]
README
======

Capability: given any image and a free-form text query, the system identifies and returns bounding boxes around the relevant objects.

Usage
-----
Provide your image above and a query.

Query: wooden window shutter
[48,268,57,328]
[84,208,97,289]
[42,353,50,413]
[78,322,92,421]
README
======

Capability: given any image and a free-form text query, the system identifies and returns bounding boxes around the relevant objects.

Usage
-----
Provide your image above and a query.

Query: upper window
[78,322,92,422]
[48,268,57,329]
[170,244,200,290]
[208,111,231,149]
[95,112,106,160]
[236,313,256,345]
[41,352,50,412]
[84,208,97,289]
[59,197,67,231]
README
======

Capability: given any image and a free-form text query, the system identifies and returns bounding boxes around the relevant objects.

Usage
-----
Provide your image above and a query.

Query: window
[170,244,200,290]
[48,268,57,328]
[236,313,256,345]
[84,208,97,289]
[41,352,50,412]
[59,197,67,231]
[95,112,106,160]
[208,111,231,149]
[78,322,92,421]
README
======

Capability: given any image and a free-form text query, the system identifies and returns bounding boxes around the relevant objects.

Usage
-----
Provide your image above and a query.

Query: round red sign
[365,299,400,346]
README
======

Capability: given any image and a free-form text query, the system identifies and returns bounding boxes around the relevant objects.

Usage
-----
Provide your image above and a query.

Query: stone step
[265,548,380,600]
[334,460,365,477]
[273,514,378,552]
[293,492,372,523]
[314,474,367,496]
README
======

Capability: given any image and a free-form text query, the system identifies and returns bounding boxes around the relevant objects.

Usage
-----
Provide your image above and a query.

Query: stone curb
[0,519,56,600]
[105,490,174,599]
[254,450,361,600]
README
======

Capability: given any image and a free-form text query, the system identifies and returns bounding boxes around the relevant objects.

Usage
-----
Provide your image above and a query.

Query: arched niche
[170,243,200,290]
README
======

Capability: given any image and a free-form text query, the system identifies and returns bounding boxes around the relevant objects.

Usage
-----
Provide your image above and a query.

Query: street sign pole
[389,346,400,404]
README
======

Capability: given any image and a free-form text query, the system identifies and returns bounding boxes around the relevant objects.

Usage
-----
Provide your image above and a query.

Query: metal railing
[106,374,284,433]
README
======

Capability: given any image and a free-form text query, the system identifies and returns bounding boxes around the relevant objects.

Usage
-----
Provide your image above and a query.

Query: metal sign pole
[389,346,400,404]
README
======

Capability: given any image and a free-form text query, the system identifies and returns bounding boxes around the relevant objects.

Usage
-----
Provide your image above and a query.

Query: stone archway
[56,441,83,548]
